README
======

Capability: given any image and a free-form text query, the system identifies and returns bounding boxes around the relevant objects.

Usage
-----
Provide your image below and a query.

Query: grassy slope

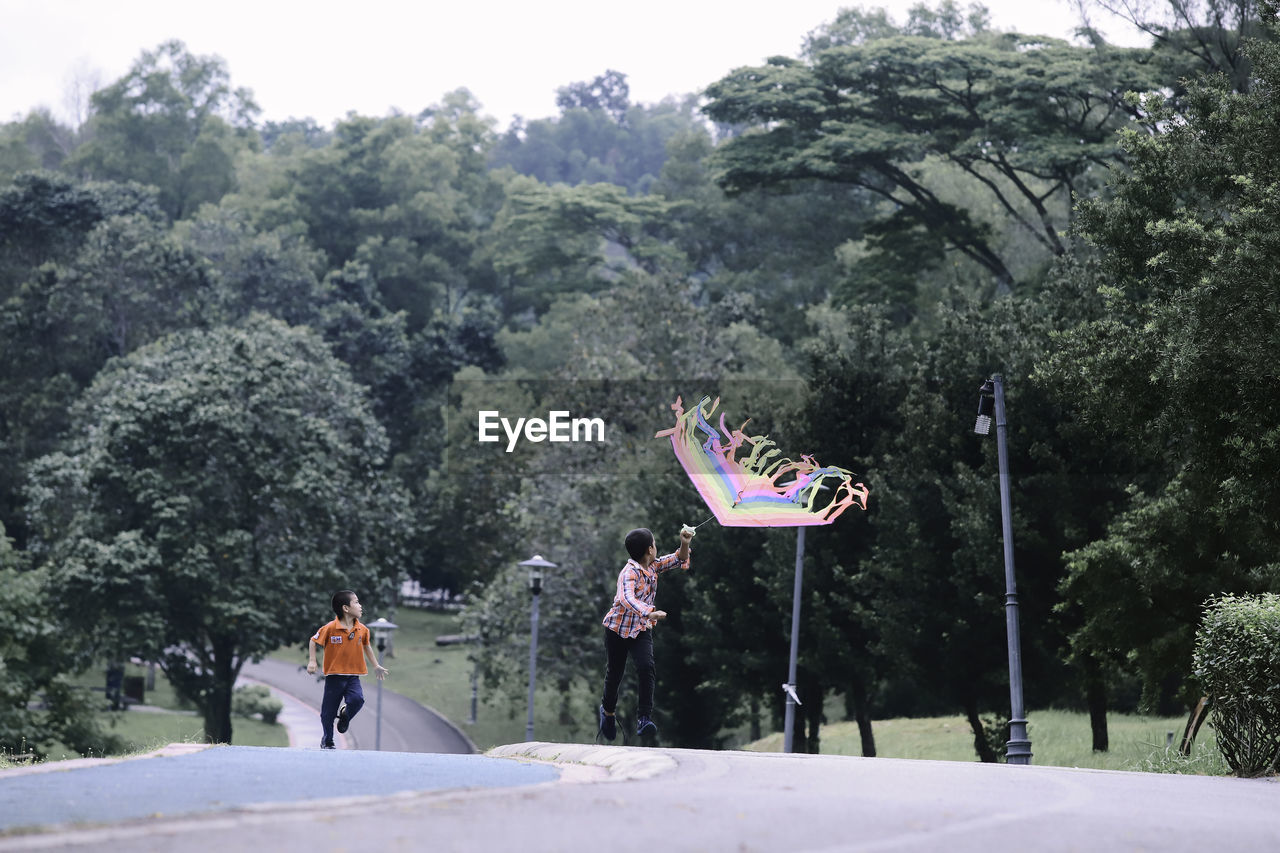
[273,609,1227,773]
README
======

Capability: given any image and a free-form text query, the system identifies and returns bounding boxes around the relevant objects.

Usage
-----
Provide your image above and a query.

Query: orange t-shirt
[310,618,371,675]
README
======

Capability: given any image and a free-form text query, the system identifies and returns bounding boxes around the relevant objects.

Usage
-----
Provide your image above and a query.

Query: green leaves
[26,317,410,742]
[1045,9,1280,714]
[1194,593,1280,775]
[705,31,1161,288]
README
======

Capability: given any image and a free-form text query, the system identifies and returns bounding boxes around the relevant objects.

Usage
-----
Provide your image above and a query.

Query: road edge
[486,741,677,781]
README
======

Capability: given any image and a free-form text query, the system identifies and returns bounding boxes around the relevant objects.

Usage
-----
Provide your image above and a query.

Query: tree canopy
[25,317,410,743]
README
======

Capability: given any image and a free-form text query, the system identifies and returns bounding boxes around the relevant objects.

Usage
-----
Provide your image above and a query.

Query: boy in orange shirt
[307,589,388,749]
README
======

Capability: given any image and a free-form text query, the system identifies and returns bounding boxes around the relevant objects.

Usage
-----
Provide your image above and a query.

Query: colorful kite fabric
[654,395,869,528]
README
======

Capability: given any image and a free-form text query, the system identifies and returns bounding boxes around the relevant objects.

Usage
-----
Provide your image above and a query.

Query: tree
[1041,2,1280,715]
[25,317,410,743]
[0,173,179,545]
[66,40,259,219]
[231,98,504,331]
[555,70,632,123]
[494,71,703,194]
[803,0,992,53]
[0,109,77,180]
[483,177,677,317]
[1075,0,1271,92]
[703,28,1161,291]
[0,522,123,759]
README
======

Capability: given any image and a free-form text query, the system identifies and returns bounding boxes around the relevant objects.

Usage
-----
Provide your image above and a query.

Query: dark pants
[320,674,365,744]
[601,628,655,718]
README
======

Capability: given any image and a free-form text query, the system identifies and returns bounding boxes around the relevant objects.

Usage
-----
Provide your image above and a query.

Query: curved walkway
[239,658,475,754]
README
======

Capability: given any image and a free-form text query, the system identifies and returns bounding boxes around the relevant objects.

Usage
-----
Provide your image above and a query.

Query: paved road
[240,658,474,754]
[2,742,1277,852]
[0,745,555,837]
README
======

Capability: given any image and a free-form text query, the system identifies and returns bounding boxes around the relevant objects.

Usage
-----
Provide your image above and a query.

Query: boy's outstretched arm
[307,637,319,674]
[364,642,389,680]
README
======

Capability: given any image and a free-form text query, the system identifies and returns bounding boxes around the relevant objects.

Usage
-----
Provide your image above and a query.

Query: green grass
[742,709,1229,774]
[271,608,595,750]
[34,711,289,763]
[270,609,1230,773]
[36,661,289,762]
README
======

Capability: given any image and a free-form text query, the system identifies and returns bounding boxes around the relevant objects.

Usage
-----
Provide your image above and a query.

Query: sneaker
[320,738,336,750]
[336,704,350,734]
[637,716,658,737]
[598,705,616,741]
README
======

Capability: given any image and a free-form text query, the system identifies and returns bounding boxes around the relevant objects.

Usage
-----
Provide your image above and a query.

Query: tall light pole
[369,618,398,751]
[783,482,826,754]
[520,554,556,742]
[782,525,807,754]
[975,374,1032,764]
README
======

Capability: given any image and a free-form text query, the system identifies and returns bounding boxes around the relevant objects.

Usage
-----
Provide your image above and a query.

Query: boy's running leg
[599,629,629,740]
[319,675,344,747]
[632,631,658,738]
[340,677,366,728]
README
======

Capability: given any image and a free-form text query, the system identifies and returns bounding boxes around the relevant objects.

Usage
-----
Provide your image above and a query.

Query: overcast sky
[2,0,1147,129]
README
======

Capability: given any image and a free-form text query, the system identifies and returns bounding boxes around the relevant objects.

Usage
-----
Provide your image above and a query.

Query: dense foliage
[1193,594,1280,775]
[2,1,1277,763]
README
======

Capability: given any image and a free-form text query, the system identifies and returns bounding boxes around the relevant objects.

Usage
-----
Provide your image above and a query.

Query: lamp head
[520,554,556,596]
[975,381,995,435]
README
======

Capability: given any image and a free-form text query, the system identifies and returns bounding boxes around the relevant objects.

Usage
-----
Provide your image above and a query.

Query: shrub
[231,684,284,724]
[1192,593,1280,776]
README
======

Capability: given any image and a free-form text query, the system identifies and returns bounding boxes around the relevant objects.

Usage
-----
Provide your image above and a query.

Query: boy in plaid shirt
[598,525,692,740]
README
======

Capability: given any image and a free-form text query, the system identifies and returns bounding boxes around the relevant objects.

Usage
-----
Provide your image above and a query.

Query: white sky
[2,0,1148,129]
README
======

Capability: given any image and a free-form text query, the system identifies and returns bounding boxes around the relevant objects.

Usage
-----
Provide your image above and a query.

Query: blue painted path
[0,746,557,832]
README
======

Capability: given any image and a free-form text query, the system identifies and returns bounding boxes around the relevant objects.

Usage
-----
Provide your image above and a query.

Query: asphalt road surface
[0,746,552,834]
[2,742,1277,852]
[240,657,474,754]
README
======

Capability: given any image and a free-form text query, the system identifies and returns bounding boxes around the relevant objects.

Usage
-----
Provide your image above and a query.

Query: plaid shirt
[601,551,690,639]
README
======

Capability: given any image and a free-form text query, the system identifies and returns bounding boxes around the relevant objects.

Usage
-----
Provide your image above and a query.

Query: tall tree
[0,173,181,545]
[25,317,410,743]
[703,28,1160,291]
[66,40,259,219]
[1042,1,1280,713]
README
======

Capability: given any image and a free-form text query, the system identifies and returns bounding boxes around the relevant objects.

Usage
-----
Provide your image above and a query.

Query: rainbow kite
[655,395,869,527]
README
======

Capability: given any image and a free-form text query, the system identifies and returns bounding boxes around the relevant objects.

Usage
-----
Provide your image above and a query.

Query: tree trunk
[964,697,998,763]
[749,696,761,742]
[1180,696,1211,756]
[847,677,877,757]
[805,688,823,754]
[557,678,573,725]
[1085,657,1109,752]
[204,642,236,744]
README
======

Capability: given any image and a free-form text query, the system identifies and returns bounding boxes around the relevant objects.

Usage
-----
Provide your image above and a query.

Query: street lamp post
[520,554,557,742]
[369,617,398,751]
[975,374,1032,765]
[783,482,826,754]
[782,525,807,754]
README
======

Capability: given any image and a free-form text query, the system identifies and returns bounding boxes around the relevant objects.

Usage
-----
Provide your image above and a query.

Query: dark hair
[624,528,654,561]
[332,589,356,617]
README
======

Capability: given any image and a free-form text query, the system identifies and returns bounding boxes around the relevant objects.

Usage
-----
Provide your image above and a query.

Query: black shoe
[320,738,336,750]
[598,705,616,741]
[637,716,657,737]
[336,704,350,734]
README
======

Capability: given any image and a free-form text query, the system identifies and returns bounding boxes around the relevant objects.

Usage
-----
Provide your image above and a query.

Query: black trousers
[601,627,655,718]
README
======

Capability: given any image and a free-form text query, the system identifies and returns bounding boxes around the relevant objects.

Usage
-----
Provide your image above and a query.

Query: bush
[1192,593,1280,776]
[231,684,284,724]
